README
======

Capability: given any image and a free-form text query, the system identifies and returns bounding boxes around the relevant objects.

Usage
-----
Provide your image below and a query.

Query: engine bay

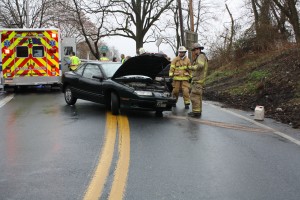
[123,81,168,92]
[115,75,172,93]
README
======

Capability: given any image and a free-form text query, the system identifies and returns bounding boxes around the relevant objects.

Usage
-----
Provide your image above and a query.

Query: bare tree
[270,2,289,39]
[251,0,277,49]
[0,0,32,27]
[152,0,215,56]
[248,0,300,44]
[150,2,181,56]
[0,0,92,48]
[41,0,80,38]
[57,0,114,59]
[209,3,240,64]
[243,0,292,51]
[0,0,61,28]
[225,3,235,53]
[107,0,174,51]
[192,0,216,35]
[272,0,300,43]
[170,4,181,54]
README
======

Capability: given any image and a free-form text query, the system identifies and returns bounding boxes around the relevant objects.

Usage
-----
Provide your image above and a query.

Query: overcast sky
[104,0,246,59]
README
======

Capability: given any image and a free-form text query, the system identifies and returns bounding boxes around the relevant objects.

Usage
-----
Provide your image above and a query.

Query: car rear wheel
[64,86,77,105]
[111,92,120,115]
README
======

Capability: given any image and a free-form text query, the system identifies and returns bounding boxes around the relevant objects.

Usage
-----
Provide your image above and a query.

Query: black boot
[188,112,201,118]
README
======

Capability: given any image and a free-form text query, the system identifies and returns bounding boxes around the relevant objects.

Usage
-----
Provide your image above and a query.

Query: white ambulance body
[0,28,76,91]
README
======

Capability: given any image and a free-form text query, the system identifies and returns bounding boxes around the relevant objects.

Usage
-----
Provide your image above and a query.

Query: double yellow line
[83,112,130,200]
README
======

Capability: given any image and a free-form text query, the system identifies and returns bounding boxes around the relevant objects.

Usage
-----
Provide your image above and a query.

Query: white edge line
[204,102,300,146]
[0,94,14,108]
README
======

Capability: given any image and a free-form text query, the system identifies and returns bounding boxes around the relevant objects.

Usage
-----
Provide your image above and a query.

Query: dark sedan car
[61,53,176,116]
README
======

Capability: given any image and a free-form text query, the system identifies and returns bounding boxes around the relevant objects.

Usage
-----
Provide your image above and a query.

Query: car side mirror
[92,75,104,81]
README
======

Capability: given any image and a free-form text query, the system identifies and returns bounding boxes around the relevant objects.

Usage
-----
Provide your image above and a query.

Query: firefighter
[100,53,109,61]
[187,43,208,118]
[69,51,81,71]
[169,46,191,109]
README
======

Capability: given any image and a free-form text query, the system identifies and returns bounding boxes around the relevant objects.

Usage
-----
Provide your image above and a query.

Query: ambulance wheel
[64,86,77,105]
[111,92,119,115]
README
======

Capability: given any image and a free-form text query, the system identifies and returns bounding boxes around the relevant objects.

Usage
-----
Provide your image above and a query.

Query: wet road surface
[0,89,300,200]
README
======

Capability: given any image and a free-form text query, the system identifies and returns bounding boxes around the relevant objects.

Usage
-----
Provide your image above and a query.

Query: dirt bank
[204,48,300,129]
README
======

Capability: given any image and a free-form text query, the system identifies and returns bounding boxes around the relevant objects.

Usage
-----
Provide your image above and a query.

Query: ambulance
[0,28,74,91]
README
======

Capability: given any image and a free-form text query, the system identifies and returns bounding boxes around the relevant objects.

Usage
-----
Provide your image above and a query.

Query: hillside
[204,47,300,129]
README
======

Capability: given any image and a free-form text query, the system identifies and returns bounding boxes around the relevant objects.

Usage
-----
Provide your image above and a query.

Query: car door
[78,63,104,103]
[68,65,84,97]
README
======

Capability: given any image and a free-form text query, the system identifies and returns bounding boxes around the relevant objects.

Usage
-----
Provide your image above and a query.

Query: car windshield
[101,63,122,78]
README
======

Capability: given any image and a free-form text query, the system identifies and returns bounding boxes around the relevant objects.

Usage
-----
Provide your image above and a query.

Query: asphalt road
[0,88,300,200]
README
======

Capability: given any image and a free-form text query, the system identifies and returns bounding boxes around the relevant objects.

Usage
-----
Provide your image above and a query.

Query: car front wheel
[64,86,77,105]
[111,92,120,115]
[155,110,163,117]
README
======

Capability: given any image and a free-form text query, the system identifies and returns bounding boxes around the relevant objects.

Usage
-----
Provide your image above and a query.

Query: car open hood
[112,53,170,79]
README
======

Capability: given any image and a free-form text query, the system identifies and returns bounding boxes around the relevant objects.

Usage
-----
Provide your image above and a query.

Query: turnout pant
[190,82,203,113]
[172,80,190,105]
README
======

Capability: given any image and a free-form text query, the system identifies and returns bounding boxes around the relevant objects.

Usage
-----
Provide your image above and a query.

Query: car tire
[64,86,77,105]
[155,111,163,117]
[111,92,119,115]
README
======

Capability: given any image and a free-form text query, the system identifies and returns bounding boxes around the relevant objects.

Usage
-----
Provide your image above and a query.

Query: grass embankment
[205,47,300,128]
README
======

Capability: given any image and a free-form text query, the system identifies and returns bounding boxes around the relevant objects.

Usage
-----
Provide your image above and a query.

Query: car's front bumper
[120,97,176,111]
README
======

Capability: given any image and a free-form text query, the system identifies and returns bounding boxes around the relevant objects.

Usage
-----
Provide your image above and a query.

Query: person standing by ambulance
[100,53,109,61]
[169,46,191,109]
[121,54,126,63]
[187,43,208,118]
[69,51,81,71]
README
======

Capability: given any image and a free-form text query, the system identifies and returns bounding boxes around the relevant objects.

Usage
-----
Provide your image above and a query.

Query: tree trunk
[251,0,259,33]
[136,34,144,54]
[225,4,234,53]
[288,0,300,43]
[135,18,144,53]
[272,0,300,43]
